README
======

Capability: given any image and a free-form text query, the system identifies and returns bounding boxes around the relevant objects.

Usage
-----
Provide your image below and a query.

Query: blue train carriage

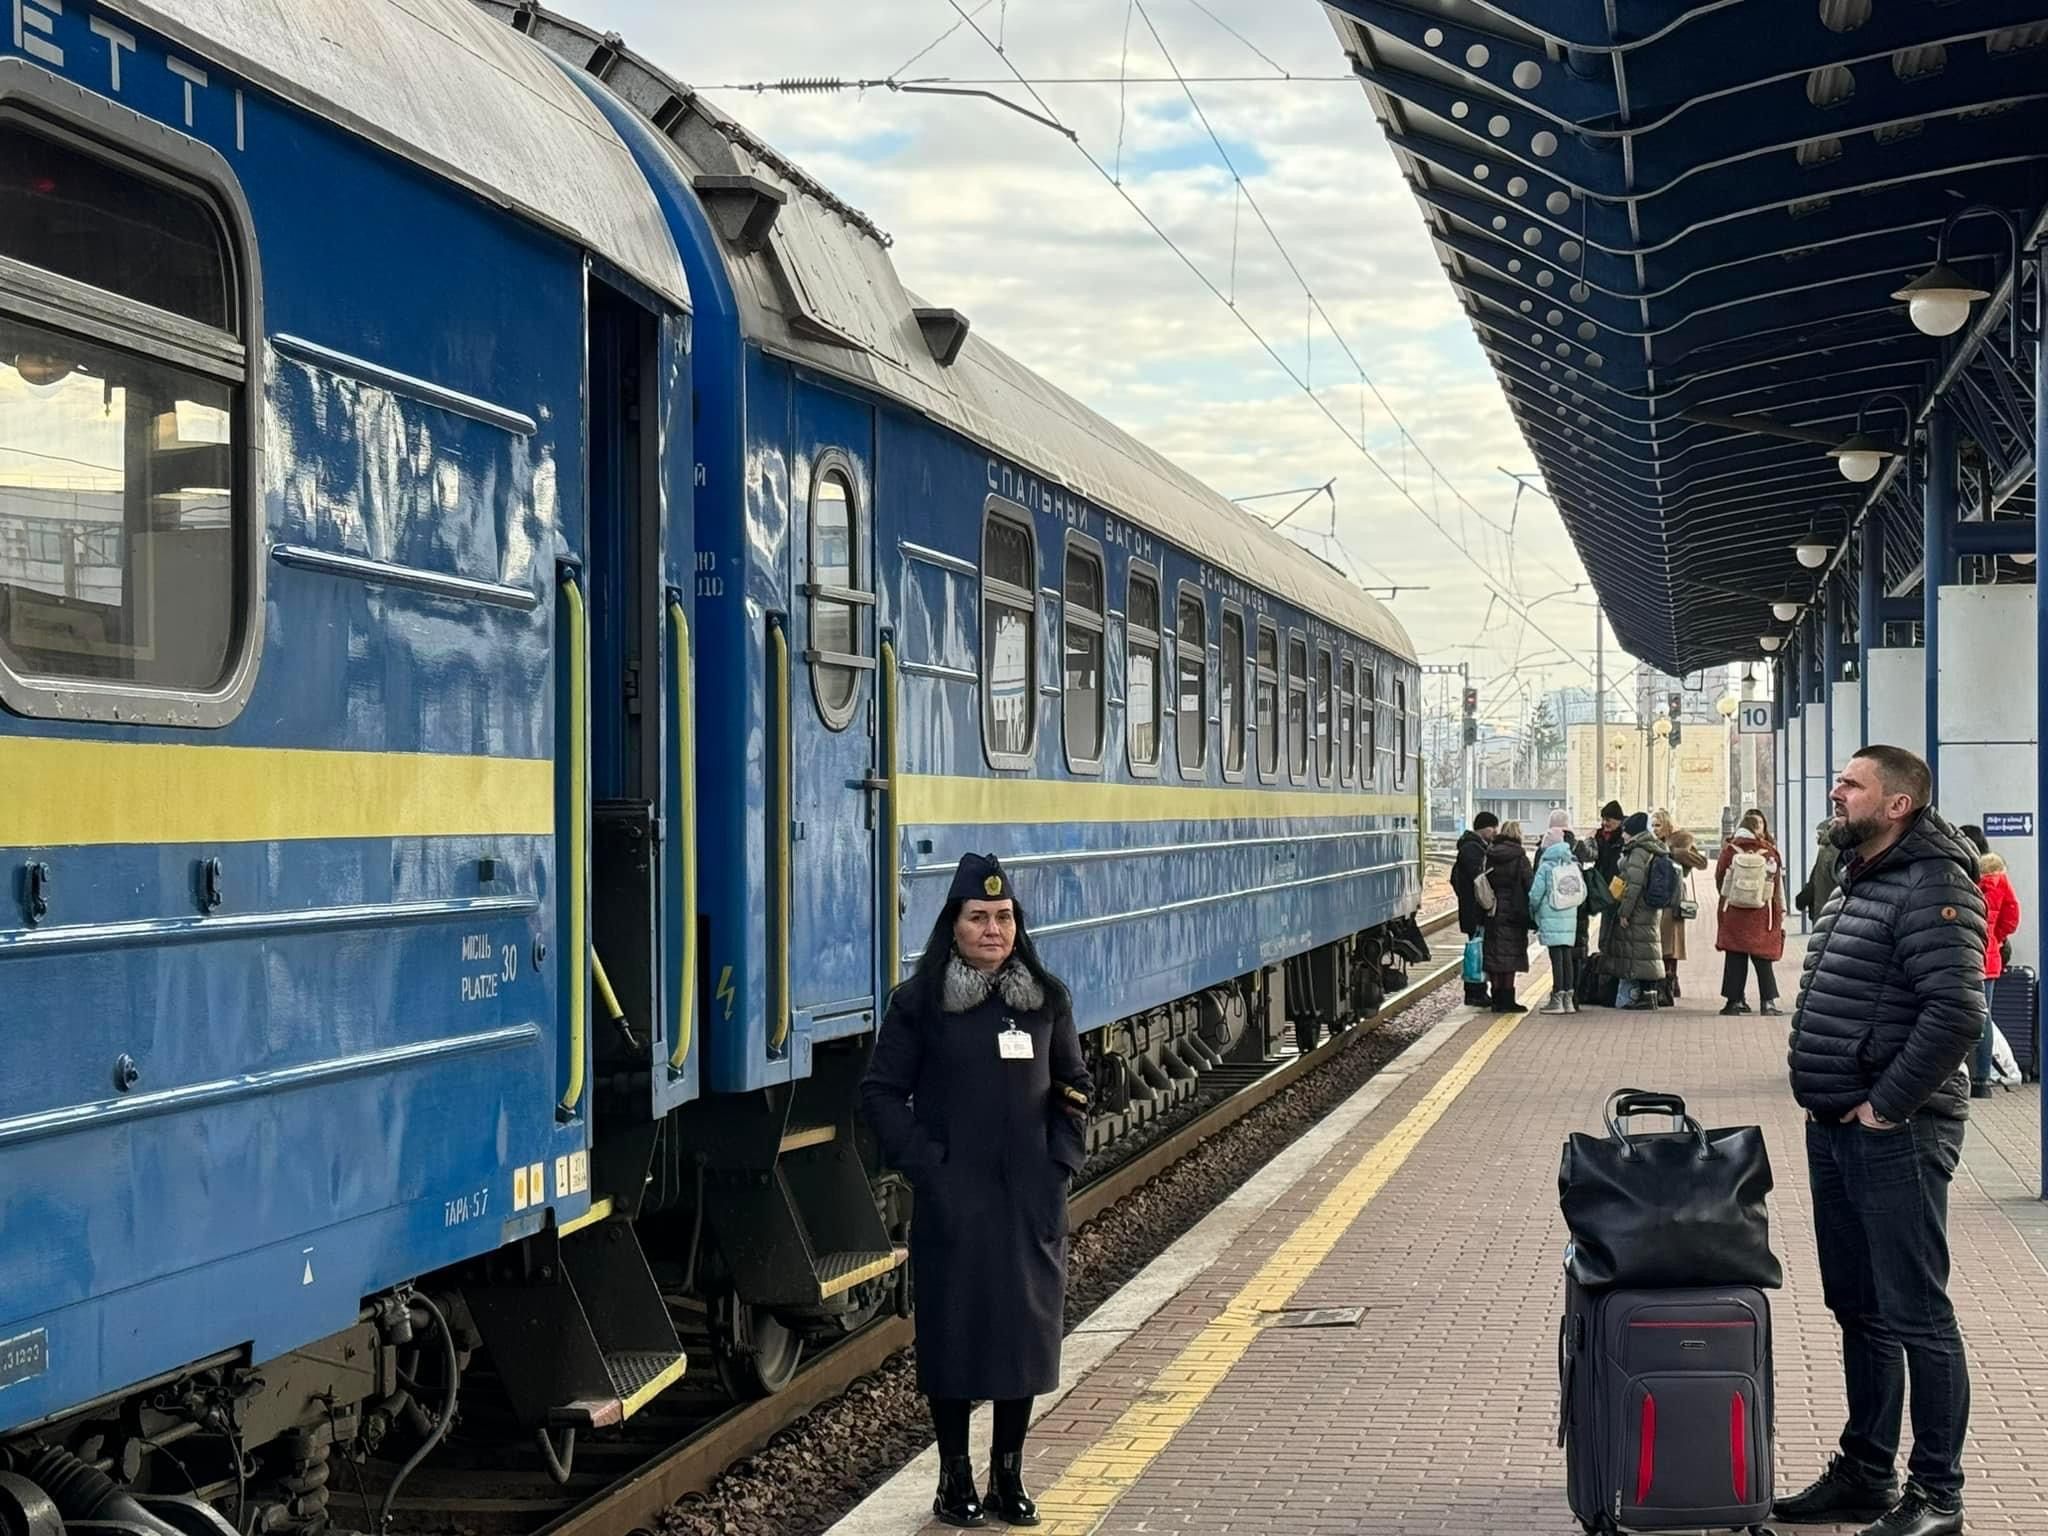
[0,0,705,1517]
[490,5,1431,1399]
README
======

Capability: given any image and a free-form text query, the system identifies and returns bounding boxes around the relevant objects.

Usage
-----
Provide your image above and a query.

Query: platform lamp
[1758,634,1783,652]
[1771,600,1800,623]
[1891,203,2024,360]
[1828,391,1914,485]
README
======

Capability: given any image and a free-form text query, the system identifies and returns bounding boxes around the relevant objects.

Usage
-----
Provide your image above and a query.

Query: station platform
[830,933,2048,1536]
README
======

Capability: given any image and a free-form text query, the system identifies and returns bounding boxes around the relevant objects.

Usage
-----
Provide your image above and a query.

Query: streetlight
[1890,203,2021,358]
[1759,635,1783,652]
[1771,601,1800,623]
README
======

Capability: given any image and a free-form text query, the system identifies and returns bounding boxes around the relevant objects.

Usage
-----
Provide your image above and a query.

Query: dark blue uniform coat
[860,970,1091,1400]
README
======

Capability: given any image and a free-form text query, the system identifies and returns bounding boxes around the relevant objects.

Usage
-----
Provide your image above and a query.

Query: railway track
[372,908,1463,1536]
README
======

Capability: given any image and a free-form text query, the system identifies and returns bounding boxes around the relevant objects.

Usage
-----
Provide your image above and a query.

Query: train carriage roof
[101,0,690,310]
[477,1,1417,665]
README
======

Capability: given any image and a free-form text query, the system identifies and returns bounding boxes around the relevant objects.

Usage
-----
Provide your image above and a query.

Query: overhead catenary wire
[928,1,1618,681]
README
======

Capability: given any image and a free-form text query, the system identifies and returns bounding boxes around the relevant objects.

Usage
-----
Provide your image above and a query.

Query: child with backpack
[1531,824,1588,1012]
[1714,807,1785,1015]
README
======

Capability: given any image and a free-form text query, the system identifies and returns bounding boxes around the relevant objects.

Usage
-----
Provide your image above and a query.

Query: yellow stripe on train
[895,773,1417,827]
[0,738,555,847]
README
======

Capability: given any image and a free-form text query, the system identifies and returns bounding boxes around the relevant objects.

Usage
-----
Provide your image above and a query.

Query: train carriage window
[1220,608,1245,778]
[1127,569,1160,772]
[1254,621,1278,781]
[1360,665,1377,785]
[807,464,868,728]
[1339,657,1356,786]
[1176,588,1206,777]
[0,115,259,722]
[1286,633,1308,781]
[982,506,1037,763]
[1394,676,1409,782]
[1063,541,1105,768]
[1314,646,1333,784]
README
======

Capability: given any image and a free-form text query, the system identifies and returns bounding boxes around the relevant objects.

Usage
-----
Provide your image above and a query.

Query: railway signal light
[1462,686,1478,745]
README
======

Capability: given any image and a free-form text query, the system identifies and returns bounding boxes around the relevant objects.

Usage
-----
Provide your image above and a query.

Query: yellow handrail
[558,574,588,1120]
[770,622,791,1053]
[881,639,900,990]
[1415,748,1427,894]
[669,600,697,1074]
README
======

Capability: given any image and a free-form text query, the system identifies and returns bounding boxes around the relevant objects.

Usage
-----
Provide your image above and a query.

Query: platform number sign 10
[1736,702,1773,735]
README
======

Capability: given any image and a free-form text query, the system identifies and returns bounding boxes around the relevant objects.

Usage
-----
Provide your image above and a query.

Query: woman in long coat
[1652,809,1708,999]
[1480,821,1535,1012]
[1609,812,1668,1009]
[1713,808,1785,1016]
[860,852,1091,1528]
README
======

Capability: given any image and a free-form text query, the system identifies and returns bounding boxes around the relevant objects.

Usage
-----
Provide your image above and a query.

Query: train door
[789,380,880,1037]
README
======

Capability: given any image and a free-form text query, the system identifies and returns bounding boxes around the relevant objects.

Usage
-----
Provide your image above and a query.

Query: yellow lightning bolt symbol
[715,965,736,1020]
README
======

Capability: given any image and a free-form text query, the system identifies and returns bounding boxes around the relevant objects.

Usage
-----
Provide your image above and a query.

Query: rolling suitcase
[1560,1273,1775,1534]
[1991,965,2038,1081]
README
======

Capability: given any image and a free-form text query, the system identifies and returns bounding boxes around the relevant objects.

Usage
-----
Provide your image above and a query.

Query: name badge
[997,1026,1033,1061]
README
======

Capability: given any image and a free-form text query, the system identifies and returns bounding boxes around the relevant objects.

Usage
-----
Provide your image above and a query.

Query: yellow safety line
[1030,974,1547,1534]
[669,601,697,1073]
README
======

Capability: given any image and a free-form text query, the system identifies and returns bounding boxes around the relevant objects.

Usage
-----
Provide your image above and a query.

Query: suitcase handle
[1603,1088,1710,1160]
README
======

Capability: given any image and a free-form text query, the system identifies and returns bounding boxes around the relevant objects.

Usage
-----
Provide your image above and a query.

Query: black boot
[1856,1483,1963,1536]
[1773,1453,1899,1525]
[984,1451,1040,1526]
[934,1453,987,1527]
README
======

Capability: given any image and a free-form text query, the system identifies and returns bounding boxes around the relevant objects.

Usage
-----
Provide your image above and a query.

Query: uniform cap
[948,851,1013,903]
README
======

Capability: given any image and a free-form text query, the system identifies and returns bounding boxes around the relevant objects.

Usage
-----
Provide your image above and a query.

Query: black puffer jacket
[1787,807,1989,1122]
[1451,830,1489,932]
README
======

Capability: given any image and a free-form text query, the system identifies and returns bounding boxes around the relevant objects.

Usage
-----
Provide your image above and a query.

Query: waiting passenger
[1480,819,1535,1012]
[1778,746,1984,1536]
[1715,808,1785,1016]
[1450,812,1499,1006]
[1586,800,1627,962]
[1653,808,1708,1000]
[1797,816,1842,924]
[1965,829,2021,1099]
[858,853,1092,1529]
[1530,822,1585,1013]
[1609,811,1666,1009]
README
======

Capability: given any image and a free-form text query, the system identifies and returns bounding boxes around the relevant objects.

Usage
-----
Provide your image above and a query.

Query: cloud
[557,0,1622,715]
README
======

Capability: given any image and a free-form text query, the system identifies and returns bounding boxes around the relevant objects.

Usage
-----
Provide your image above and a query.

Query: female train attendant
[859,853,1092,1528]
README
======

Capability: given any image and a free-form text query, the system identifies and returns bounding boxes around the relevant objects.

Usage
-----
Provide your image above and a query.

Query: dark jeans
[1805,1115,1971,1498]
[931,1395,1032,1459]
[1547,944,1577,993]
[1722,950,1778,1004]
[1974,978,1997,1083]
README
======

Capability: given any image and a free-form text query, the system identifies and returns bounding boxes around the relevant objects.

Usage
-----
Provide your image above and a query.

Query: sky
[562,0,1630,731]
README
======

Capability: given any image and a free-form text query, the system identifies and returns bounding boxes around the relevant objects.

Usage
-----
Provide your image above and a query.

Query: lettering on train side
[457,934,518,1002]
[13,1,249,150]
[695,550,725,599]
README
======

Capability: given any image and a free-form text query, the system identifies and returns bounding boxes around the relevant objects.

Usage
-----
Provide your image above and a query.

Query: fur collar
[942,952,1045,1014]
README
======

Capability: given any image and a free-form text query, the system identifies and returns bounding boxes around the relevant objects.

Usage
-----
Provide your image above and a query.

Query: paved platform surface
[832,931,2048,1535]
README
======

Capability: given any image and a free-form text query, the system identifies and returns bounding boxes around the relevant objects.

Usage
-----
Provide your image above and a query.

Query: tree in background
[1527,694,1564,786]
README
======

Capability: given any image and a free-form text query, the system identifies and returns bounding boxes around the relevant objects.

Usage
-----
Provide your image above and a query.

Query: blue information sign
[1982,812,2033,838]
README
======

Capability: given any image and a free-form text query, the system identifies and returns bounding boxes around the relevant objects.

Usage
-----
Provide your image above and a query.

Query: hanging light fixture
[1793,536,1831,570]
[1759,635,1782,652]
[1771,600,1800,622]
[1827,392,1913,484]
[1891,203,2022,359]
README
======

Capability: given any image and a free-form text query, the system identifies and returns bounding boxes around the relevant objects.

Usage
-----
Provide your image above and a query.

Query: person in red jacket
[1963,830,2022,1097]
[1715,808,1786,1015]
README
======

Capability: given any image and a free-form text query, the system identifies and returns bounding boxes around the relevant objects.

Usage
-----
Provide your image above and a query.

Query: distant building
[1475,786,1567,830]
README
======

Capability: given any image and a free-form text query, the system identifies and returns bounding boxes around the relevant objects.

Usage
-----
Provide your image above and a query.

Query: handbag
[1463,933,1485,983]
[1678,872,1698,923]
[1558,1088,1782,1291]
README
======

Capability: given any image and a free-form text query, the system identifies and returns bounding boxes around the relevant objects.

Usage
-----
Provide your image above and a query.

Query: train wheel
[710,1294,803,1399]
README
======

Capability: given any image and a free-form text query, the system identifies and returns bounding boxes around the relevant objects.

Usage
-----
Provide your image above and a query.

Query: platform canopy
[1321,1,2048,676]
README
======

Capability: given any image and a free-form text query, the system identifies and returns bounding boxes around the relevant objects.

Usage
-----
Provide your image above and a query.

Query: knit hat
[1540,809,1572,849]
[1600,800,1624,822]
[1623,811,1650,836]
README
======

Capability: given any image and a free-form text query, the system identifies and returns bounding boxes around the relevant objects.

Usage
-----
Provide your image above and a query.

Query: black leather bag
[1559,1088,1782,1291]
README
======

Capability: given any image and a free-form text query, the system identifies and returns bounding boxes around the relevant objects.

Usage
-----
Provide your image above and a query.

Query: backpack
[1548,861,1586,911]
[1474,866,1497,915]
[1725,847,1771,909]
[1644,851,1680,911]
